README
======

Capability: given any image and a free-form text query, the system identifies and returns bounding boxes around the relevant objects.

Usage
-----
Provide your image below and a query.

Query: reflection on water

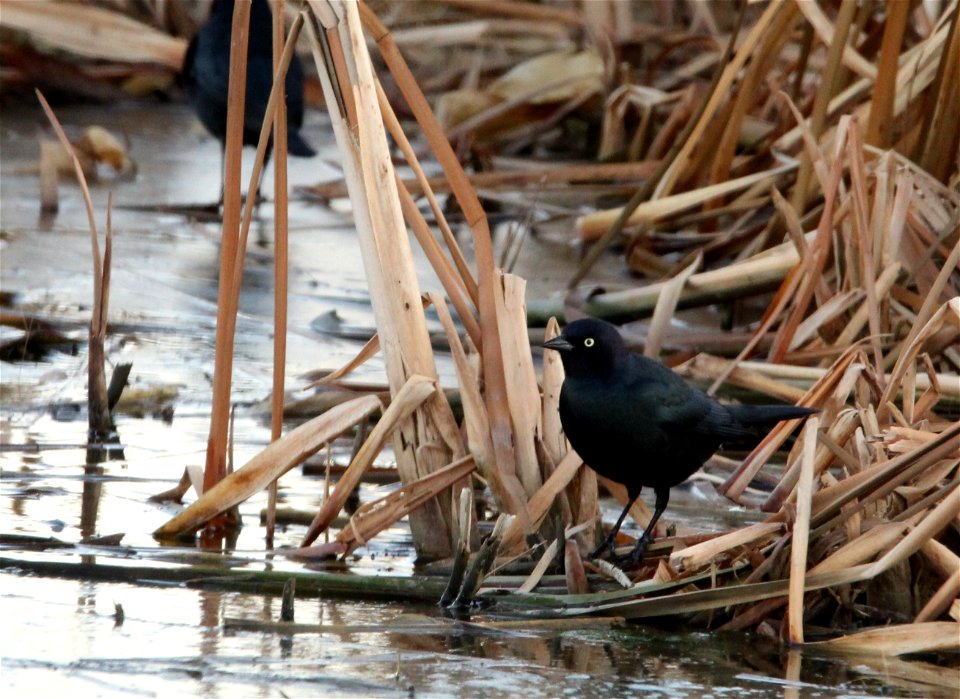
[5,572,937,698]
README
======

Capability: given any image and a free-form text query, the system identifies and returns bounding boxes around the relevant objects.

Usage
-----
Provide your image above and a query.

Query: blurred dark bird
[181,0,315,197]
[543,318,817,565]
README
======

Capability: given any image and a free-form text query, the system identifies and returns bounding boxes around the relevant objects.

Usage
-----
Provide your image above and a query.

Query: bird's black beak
[542,336,573,352]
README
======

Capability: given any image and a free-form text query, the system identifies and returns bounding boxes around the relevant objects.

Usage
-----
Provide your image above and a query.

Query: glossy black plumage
[543,317,816,565]
[181,0,315,168]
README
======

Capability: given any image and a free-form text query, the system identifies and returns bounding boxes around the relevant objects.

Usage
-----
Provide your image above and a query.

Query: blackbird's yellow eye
[584,338,595,348]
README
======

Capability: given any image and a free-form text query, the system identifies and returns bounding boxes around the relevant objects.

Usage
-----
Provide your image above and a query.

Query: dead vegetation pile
[6,0,958,682]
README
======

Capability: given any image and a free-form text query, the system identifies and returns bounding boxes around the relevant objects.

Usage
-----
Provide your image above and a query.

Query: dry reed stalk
[654,0,786,198]
[566,3,747,289]
[434,0,582,26]
[812,622,960,656]
[376,79,479,308]
[528,231,812,324]
[540,318,566,466]
[332,455,477,556]
[204,0,251,495]
[669,522,784,572]
[787,417,819,645]
[807,518,917,576]
[576,162,796,242]
[357,2,555,545]
[809,425,960,536]
[705,2,798,195]
[827,264,902,355]
[301,375,438,546]
[916,5,960,182]
[0,0,185,68]
[790,0,859,213]
[795,0,875,80]
[879,296,960,423]
[500,451,582,553]
[847,121,886,370]
[763,386,863,512]
[518,539,559,593]
[679,353,808,403]
[429,293,511,510]
[154,395,382,538]
[865,0,911,148]
[495,272,542,499]
[643,254,700,358]
[914,567,960,622]
[731,361,957,398]
[921,538,960,582]
[721,347,853,500]
[198,7,308,509]
[564,539,589,594]
[304,329,391,388]
[777,8,952,158]
[35,91,115,441]
[306,0,459,558]
[266,0,292,549]
[306,160,661,200]
[769,118,851,363]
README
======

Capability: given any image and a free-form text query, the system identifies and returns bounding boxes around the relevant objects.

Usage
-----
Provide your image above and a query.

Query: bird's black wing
[625,355,752,440]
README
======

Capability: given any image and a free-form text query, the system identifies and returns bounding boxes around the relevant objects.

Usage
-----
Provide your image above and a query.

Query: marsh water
[0,102,943,697]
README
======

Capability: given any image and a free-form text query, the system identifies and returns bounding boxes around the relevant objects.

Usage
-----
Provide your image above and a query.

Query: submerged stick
[450,514,509,609]
[280,578,295,622]
[440,487,474,608]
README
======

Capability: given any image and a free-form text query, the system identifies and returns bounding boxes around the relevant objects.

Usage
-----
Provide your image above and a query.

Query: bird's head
[542,318,628,378]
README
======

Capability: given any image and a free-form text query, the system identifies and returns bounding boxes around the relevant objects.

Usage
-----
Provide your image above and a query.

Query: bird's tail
[727,404,818,426]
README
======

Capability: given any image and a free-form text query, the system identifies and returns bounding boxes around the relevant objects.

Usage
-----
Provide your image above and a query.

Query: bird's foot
[618,537,650,566]
[587,536,618,561]
[601,536,651,567]
[589,529,654,567]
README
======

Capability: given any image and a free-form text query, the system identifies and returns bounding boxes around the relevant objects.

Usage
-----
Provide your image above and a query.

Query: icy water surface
[6,571,915,699]
[1,101,949,697]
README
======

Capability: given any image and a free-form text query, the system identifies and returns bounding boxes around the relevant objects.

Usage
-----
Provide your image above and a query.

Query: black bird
[543,318,816,565]
[181,0,315,196]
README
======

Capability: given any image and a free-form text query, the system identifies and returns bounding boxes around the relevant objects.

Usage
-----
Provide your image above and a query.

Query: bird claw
[618,544,649,567]
[587,538,618,561]
[589,536,650,567]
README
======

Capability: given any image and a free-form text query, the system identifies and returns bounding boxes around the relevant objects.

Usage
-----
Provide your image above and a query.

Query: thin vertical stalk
[787,416,819,645]
[266,0,291,548]
[205,0,251,495]
[865,0,911,147]
[790,0,858,214]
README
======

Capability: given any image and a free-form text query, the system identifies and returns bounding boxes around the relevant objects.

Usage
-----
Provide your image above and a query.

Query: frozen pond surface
[1,101,947,697]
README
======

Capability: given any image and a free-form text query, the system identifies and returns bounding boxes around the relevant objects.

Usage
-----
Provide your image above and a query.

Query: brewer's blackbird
[543,317,816,565]
[182,0,315,195]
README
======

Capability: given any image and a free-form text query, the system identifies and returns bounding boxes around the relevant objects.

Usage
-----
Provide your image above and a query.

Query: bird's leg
[621,487,670,565]
[589,489,640,561]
